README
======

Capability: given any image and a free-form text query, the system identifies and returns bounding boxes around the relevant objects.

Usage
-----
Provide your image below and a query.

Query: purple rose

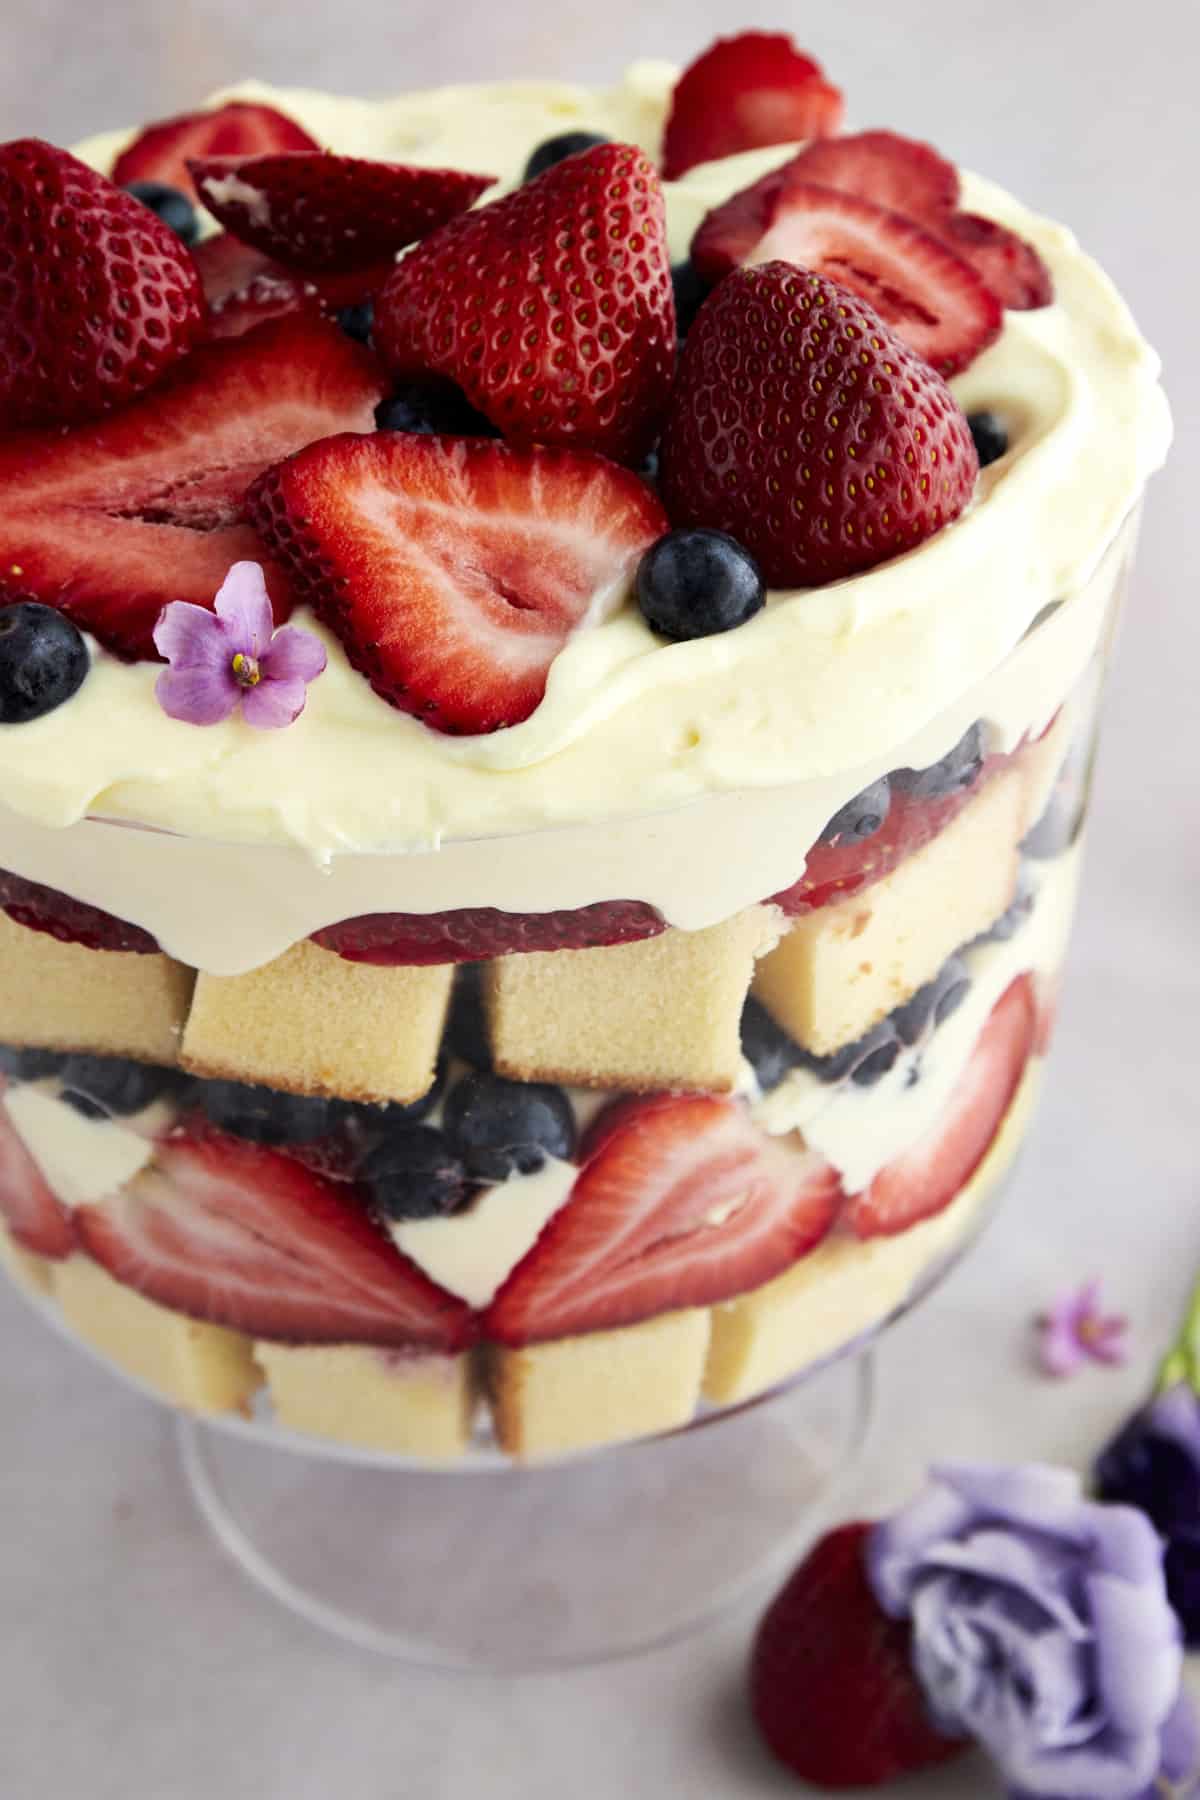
[868,1463,1193,1799]
[1097,1384,1200,1647]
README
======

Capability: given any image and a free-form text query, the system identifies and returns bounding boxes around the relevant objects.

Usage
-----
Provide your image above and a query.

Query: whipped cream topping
[2,1082,170,1206]
[0,66,1168,972]
[389,1155,577,1308]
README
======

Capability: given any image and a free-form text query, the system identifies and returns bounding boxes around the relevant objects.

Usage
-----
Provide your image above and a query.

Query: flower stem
[1158,1275,1200,1394]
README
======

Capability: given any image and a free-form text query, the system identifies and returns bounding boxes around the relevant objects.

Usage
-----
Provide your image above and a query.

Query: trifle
[0,33,1169,1471]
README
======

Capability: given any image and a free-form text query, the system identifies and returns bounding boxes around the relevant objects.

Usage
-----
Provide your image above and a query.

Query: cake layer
[255,1343,473,1459]
[53,1255,261,1413]
[487,908,781,1093]
[0,912,194,1063]
[182,940,453,1104]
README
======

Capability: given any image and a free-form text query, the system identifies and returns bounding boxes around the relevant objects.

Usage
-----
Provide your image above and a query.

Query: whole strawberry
[0,139,204,428]
[750,1522,967,1789]
[659,263,979,587]
[373,143,675,466]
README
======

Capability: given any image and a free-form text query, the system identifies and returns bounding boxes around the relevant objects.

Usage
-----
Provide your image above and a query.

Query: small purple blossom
[153,562,326,730]
[1037,1279,1130,1378]
[868,1461,1193,1800]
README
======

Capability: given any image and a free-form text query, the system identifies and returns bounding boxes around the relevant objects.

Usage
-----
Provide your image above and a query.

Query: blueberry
[0,604,89,725]
[636,529,764,641]
[893,957,971,1048]
[336,301,374,345]
[740,999,801,1094]
[202,1079,335,1146]
[850,1037,901,1087]
[796,1018,899,1086]
[445,964,491,1070]
[329,1057,448,1154]
[123,179,201,245]
[59,1055,184,1118]
[443,1071,576,1182]
[0,1045,67,1081]
[968,410,1009,469]
[671,261,709,339]
[891,723,984,803]
[364,1125,468,1221]
[523,131,609,182]
[818,777,891,847]
[375,382,497,437]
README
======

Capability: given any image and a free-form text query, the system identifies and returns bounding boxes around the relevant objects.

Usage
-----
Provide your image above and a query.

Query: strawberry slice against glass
[0,1078,75,1260]
[112,101,319,197]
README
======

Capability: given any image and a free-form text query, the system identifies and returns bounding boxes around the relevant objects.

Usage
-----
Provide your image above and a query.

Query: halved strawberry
[0,313,386,658]
[76,1128,475,1350]
[846,975,1036,1239]
[0,1077,75,1259]
[111,101,319,198]
[0,139,205,429]
[940,211,1054,311]
[313,899,666,965]
[249,433,667,733]
[661,33,844,181]
[373,143,675,465]
[779,131,961,221]
[692,178,1001,377]
[0,869,158,954]
[190,152,494,273]
[485,1095,841,1346]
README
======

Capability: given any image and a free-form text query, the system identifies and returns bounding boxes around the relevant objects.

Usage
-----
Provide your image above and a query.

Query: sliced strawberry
[312,900,666,965]
[111,101,319,198]
[191,234,395,340]
[0,869,158,954]
[485,1095,841,1346]
[249,433,667,733]
[940,211,1054,311]
[0,1077,75,1259]
[692,178,1001,377]
[660,265,979,588]
[190,232,278,308]
[751,1522,967,1789]
[203,268,321,341]
[76,1128,476,1350]
[779,130,961,221]
[373,143,675,465]
[0,313,386,659]
[191,152,493,272]
[0,139,204,430]
[846,975,1036,1239]
[661,33,844,181]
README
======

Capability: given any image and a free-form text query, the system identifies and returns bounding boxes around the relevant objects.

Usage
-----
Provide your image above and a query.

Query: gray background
[1,1,1196,1794]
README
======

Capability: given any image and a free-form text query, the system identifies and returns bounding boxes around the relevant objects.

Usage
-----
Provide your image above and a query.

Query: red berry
[191,152,494,273]
[0,139,204,429]
[846,975,1037,1238]
[111,101,318,198]
[373,143,675,466]
[313,899,666,965]
[750,1522,967,1789]
[249,432,667,734]
[778,130,962,221]
[486,1095,841,1345]
[659,263,980,588]
[691,178,1001,377]
[661,33,844,181]
[0,869,159,954]
[941,211,1055,311]
[76,1126,476,1350]
[0,313,385,659]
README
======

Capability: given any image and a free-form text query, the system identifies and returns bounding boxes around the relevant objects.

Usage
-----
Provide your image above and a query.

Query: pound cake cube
[486,908,781,1093]
[0,912,194,1063]
[256,1342,474,1459]
[704,1065,1040,1406]
[182,939,453,1105]
[0,1225,53,1299]
[488,1308,711,1459]
[753,769,1024,1055]
[54,1255,261,1413]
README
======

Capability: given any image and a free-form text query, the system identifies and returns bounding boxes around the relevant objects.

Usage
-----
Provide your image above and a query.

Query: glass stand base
[177,1352,872,1671]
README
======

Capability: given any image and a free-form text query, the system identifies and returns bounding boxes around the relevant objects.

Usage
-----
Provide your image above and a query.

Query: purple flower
[153,562,326,729]
[1037,1280,1129,1378]
[868,1462,1193,1799]
[1097,1384,1200,1648]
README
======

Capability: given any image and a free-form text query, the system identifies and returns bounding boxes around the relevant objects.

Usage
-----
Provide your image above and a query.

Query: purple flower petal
[240,675,311,730]
[1159,1687,1200,1785]
[152,600,231,670]
[156,663,240,726]
[259,625,327,684]
[213,561,274,657]
[1039,1318,1087,1378]
[1087,1569,1183,1737]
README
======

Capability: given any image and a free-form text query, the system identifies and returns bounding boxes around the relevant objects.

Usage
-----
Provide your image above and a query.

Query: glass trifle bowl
[0,47,1170,1664]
